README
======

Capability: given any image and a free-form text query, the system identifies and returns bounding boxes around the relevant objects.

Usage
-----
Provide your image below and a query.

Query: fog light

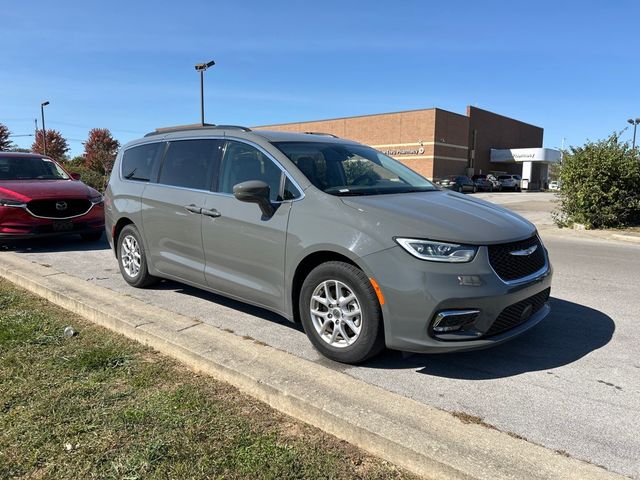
[432,309,480,333]
[457,275,482,286]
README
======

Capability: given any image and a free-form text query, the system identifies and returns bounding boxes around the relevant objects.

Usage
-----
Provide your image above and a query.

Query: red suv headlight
[0,199,27,208]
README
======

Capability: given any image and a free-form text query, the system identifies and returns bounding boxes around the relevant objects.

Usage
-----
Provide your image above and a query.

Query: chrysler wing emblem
[509,244,538,256]
[55,201,68,211]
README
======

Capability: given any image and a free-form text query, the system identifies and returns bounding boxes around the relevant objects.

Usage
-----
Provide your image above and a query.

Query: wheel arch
[111,217,134,256]
[290,250,365,323]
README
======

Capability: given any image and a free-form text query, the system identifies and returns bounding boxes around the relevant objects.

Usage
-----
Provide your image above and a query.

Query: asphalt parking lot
[3,192,639,478]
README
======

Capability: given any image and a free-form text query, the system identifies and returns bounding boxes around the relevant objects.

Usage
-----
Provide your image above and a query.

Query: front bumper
[360,243,553,353]
[0,204,104,241]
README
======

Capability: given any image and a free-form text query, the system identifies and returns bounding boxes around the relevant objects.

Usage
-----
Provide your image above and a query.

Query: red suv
[0,152,104,241]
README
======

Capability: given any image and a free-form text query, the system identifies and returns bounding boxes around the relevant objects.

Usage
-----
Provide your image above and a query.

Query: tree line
[0,122,119,191]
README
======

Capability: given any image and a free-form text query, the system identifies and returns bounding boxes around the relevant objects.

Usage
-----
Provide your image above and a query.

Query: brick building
[255,106,550,185]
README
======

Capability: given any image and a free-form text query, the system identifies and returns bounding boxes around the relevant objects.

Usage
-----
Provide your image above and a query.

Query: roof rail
[214,125,252,132]
[304,131,339,138]
[144,124,252,137]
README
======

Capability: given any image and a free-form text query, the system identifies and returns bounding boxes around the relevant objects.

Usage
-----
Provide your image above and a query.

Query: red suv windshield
[0,156,70,181]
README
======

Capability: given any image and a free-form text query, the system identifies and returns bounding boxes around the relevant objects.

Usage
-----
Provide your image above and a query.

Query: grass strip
[0,279,413,480]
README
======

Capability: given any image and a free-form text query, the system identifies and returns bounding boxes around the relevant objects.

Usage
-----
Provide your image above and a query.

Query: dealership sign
[381,146,426,156]
[490,148,562,163]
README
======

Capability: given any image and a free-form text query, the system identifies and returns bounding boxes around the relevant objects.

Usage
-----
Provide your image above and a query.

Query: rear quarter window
[121,143,163,182]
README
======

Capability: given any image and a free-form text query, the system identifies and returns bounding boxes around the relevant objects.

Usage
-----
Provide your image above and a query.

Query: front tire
[299,261,385,364]
[117,224,157,288]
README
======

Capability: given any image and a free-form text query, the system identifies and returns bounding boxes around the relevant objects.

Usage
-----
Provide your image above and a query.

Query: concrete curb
[0,252,626,480]
[539,227,640,247]
[611,233,640,244]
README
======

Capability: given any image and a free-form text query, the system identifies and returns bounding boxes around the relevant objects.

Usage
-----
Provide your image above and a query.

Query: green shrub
[80,169,109,192]
[65,163,109,192]
[553,133,640,229]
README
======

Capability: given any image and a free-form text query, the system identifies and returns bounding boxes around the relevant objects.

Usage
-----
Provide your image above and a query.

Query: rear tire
[457,186,463,193]
[117,224,158,288]
[299,261,385,364]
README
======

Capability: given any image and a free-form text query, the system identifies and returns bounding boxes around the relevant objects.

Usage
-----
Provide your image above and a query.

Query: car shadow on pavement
[147,279,301,331]
[0,236,110,253]
[364,297,615,379]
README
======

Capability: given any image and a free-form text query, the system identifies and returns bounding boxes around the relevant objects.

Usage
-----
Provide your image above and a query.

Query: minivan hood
[340,190,536,245]
[0,180,93,200]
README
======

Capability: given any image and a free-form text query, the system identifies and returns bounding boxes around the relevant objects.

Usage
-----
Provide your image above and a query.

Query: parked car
[487,174,502,191]
[498,174,522,191]
[471,174,501,192]
[548,181,560,191]
[471,175,491,191]
[439,175,477,193]
[0,152,104,241]
[105,126,552,364]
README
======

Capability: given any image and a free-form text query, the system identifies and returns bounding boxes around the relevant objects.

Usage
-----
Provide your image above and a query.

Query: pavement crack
[596,379,623,391]
[134,321,154,328]
[176,322,202,333]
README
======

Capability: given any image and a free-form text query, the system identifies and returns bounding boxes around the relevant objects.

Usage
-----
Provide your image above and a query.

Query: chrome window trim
[119,135,305,203]
[140,181,214,195]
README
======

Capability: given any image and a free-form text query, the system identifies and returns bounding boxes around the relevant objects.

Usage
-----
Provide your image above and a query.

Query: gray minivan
[105,125,552,364]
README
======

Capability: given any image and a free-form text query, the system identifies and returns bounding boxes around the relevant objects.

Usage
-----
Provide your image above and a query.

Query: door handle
[184,204,201,214]
[201,208,221,218]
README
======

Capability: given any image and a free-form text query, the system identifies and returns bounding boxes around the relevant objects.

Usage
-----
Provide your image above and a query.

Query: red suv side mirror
[70,172,81,180]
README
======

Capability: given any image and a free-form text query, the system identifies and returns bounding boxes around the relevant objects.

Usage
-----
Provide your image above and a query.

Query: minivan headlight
[395,238,478,263]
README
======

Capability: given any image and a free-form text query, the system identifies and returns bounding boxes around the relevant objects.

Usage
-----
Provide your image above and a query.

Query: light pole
[40,101,49,155]
[194,60,215,126]
[628,118,640,149]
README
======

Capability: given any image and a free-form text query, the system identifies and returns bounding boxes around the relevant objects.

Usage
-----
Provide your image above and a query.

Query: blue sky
[2,0,639,157]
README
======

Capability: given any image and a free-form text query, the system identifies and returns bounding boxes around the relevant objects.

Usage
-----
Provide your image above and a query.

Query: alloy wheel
[309,280,362,348]
[121,234,141,278]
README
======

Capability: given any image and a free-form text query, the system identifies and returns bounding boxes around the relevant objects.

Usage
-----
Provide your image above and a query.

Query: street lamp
[40,101,50,155]
[194,60,215,126]
[628,118,640,149]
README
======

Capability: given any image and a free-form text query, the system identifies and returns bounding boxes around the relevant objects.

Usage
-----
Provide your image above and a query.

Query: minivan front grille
[27,199,92,218]
[488,235,546,282]
[485,287,551,337]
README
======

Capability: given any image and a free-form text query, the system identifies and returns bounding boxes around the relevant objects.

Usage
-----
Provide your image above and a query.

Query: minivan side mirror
[233,180,275,217]
[70,172,81,180]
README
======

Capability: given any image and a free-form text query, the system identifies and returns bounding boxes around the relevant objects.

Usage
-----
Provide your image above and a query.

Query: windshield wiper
[401,188,438,193]
[123,168,137,179]
[333,190,379,196]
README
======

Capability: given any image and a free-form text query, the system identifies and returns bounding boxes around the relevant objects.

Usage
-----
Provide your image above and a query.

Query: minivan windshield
[0,156,70,180]
[274,142,436,196]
